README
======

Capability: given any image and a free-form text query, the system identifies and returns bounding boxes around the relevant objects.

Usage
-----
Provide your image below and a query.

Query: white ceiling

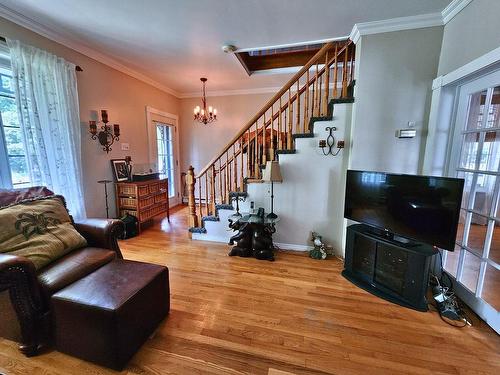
[0,0,452,96]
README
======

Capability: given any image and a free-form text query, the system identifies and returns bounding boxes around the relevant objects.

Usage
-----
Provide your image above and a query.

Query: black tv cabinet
[342,224,438,312]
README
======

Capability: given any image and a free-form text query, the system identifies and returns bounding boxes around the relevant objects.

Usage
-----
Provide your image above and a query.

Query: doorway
[146,107,180,207]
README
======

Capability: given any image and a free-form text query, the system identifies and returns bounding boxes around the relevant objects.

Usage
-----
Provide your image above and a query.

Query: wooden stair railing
[188,40,355,229]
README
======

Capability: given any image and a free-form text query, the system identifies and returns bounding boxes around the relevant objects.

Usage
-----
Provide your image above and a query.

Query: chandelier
[193,77,217,125]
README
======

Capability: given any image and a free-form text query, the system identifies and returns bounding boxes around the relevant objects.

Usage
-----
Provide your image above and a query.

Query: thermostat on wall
[396,129,416,138]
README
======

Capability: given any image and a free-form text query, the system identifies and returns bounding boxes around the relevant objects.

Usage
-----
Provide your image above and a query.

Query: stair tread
[189,227,207,234]
[246,178,264,183]
[215,204,234,211]
[202,215,219,222]
[229,191,248,197]
[293,132,314,139]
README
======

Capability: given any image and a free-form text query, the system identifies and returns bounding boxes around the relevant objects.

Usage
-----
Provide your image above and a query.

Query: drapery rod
[0,36,83,72]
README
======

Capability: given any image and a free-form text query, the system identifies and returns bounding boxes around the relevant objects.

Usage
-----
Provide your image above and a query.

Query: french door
[444,70,500,332]
[156,122,178,206]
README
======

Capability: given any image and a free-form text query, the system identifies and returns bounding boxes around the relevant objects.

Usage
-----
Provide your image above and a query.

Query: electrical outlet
[408,121,416,128]
[121,143,130,151]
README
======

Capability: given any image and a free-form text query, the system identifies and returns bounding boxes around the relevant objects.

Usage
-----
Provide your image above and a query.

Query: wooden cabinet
[115,178,170,232]
[343,224,437,312]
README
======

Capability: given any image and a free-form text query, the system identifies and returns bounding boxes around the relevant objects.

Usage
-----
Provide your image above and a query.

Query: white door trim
[145,106,181,207]
[433,46,500,90]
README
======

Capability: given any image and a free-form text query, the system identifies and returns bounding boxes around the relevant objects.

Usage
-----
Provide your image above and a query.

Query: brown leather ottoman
[51,259,169,370]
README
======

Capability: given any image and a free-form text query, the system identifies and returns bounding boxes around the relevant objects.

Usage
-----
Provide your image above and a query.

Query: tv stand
[342,224,437,311]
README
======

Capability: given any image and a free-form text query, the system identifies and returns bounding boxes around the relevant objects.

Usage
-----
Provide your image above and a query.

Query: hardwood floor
[0,205,499,374]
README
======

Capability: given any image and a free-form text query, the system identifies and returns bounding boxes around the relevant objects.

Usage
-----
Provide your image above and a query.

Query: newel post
[186,166,199,228]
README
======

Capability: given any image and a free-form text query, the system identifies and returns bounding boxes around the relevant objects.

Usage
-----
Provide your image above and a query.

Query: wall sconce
[89,110,120,153]
[319,126,344,156]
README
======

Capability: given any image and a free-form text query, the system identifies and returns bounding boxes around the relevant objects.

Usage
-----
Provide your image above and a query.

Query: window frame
[0,65,31,189]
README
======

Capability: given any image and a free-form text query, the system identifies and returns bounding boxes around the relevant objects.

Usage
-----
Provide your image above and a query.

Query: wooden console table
[115,178,170,232]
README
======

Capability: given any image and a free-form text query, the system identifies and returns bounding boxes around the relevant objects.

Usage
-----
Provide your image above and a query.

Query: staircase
[186,40,356,238]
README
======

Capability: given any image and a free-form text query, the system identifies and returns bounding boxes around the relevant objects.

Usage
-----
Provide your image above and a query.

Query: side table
[227,211,279,261]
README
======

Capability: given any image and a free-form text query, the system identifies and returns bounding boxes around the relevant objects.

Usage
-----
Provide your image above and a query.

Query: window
[0,64,31,188]
[156,123,175,198]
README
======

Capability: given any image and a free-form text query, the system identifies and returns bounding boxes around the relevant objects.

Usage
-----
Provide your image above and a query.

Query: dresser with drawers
[115,178,170,232]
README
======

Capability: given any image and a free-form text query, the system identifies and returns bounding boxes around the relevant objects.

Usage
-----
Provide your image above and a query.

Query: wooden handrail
[196,44,348,178]
[188,40,355,226]
[196,41,344,178]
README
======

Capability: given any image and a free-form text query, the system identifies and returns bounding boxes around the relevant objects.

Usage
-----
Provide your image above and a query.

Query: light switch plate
[121,143,130,151]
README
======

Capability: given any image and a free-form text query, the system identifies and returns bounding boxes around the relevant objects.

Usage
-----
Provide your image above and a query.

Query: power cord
[430,251,472,327]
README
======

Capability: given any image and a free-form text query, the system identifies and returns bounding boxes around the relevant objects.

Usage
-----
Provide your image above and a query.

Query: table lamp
[261,161,283,219]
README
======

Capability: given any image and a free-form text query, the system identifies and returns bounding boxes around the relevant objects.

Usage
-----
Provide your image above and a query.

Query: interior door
[444,70,500,333]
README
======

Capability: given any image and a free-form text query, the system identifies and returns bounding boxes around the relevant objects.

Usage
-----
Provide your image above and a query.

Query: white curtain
[7,39,86,219]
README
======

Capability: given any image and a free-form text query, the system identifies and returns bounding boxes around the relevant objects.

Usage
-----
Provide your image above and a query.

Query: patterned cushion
[0,195,87,270]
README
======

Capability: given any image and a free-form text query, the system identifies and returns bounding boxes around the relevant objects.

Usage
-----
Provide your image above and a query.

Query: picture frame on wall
[110,159,129,182]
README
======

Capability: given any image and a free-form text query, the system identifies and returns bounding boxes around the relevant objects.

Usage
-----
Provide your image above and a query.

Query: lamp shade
[261,161,283,183]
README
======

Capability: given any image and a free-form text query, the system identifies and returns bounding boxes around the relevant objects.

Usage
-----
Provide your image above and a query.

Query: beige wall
[178,93,272,174]
[438,0,500,76]
[0,17,180,218]
[350,27,443,174]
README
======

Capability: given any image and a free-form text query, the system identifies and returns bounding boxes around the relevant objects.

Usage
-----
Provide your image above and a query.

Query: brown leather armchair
[0,188,124,356]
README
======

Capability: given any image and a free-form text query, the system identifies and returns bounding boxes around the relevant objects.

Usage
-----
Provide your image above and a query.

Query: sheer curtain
[7,39,86,219]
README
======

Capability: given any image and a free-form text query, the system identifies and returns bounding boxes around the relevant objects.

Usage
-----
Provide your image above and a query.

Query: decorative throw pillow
[0,195,87,270]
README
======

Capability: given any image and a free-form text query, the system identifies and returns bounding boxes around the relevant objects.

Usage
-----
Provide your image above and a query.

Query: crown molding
[0,4,181,97]
[349,12,444,44]
[441,0,473,24]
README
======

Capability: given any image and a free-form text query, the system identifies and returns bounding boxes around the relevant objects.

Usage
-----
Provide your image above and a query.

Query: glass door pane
[156,123,176,199]
[482,264,500,311]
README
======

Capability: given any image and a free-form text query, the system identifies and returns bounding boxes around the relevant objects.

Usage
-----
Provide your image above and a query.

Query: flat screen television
[344,170,464,251]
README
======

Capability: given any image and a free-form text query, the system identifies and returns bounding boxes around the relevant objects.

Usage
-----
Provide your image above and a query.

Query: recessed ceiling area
[0,0,452,96]
[235,42,330,75]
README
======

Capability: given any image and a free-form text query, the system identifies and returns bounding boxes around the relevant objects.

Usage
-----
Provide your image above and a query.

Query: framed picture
[110,159,128,182]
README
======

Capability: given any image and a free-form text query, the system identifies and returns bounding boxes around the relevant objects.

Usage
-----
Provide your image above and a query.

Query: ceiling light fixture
[193,78,217,125]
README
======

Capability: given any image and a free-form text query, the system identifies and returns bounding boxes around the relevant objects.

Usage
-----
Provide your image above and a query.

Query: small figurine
[309,232,327,260]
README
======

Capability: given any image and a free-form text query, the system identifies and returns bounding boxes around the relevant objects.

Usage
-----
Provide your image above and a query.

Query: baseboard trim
[274,242,313,252]
[191,234,313,252]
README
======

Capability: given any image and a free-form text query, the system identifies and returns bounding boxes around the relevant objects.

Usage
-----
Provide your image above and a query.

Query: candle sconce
[89,110,120,153]
[319,126,344,156]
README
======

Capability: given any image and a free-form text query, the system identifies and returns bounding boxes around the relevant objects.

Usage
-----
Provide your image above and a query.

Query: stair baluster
[278,97,283,150]
[333,44,338,99]
[295,79,300,133]
[287,88,292,149]
[262,112,267,165]
[204,173,209,215]
[322,50,330,116]
[342,48,348,98]
[314,62,319,116]
[303,70,309,132]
